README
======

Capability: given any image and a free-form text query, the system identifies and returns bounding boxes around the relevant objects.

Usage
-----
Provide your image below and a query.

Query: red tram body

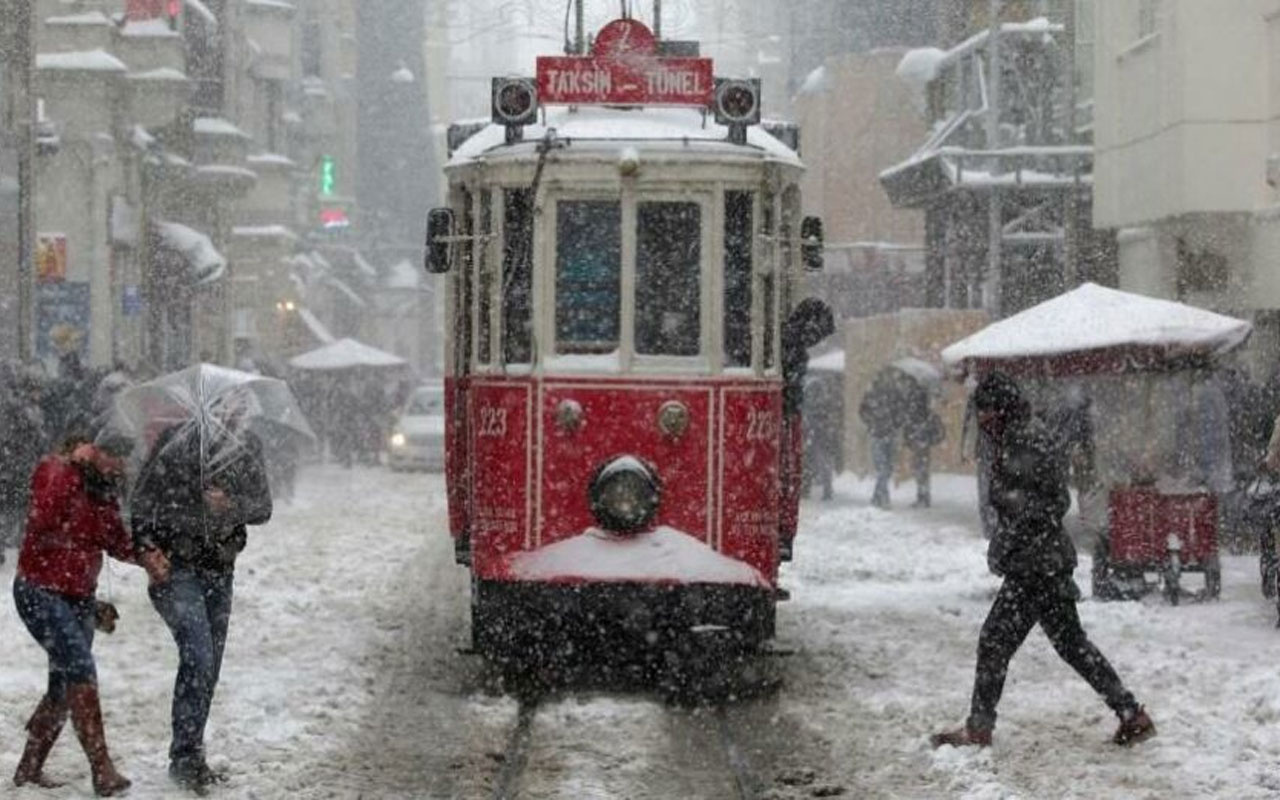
[427,18,822,660]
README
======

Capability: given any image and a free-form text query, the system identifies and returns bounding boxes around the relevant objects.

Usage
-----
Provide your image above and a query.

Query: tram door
[447,187,475,558]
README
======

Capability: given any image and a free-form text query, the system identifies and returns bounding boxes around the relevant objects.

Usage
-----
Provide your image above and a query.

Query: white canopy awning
[289,338,406,370]
[942,283,1252,374]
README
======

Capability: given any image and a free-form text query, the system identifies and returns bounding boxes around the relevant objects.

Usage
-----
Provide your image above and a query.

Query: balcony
[126,68,191,128]
[42,11,115,52]
[115,17,185,73]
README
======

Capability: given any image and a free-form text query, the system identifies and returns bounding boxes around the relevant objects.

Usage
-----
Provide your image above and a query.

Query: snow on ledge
[194,117,251,138]
[37,50,128,72]
[507,526,771,587]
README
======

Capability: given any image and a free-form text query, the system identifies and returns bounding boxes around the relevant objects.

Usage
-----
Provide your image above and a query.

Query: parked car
[388,385,446,472]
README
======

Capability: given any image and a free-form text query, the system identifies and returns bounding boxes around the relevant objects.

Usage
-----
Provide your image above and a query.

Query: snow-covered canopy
[895,47,946,87]
[942,283,1252,375]
[289,338,406,371]
[809,349,845,373]
[36,50,128,72]
[154,220,226,284]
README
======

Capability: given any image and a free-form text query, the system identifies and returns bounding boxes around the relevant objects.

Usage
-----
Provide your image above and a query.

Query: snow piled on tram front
[448,106,803,167]
[506,526,771,587]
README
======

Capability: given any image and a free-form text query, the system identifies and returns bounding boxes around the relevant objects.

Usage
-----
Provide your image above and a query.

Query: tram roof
[447,106,803,169]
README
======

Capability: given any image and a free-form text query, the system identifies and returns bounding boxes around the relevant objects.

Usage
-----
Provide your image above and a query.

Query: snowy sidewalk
[780,473,1280,800]
[0,465,456,799]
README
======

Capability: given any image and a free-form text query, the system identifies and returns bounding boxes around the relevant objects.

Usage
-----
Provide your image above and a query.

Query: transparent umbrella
[104,363,315,482]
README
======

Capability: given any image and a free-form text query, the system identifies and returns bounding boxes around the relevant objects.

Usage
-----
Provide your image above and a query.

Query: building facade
[1092,0,1280,367]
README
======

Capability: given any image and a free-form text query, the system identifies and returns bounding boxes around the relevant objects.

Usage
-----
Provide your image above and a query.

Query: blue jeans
[13,578,97,700]
[148,566,234,769]
[871,435,897,504]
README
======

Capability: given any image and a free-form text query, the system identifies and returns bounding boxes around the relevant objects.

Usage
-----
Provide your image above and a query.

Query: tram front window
[556,200,622,354]
[636,201,701,357]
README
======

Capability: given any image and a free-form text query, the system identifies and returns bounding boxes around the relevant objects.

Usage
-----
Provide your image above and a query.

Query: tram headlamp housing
[714,78,762,127]
[492,77,538,127]
[589,456,661,534]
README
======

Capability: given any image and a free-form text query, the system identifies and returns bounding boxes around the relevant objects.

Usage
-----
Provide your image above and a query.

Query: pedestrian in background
[12,428,146,796]
[903,385,944,508]
[130,393,273,793]
[932,372,1155,749]
[860,367,906,508]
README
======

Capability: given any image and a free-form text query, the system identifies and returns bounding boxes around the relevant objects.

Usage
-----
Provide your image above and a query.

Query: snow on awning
[194,117,251,139]
[289,338,406,370]
[154,221,226,284]
[941,283,1253,376]
[37,50,128,72]
[385,259,421,290]
[808,349,845,373]
[296,307,334,345]
[184,0,218,27]
[326,276,367,308]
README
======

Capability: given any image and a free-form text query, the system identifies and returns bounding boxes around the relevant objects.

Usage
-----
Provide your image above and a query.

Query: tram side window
[502,188,534,364]
[636,202,701,357]
[457,188,475,374]
[556,200,622,354]
[477,189,493,365]
[723,191,754,368]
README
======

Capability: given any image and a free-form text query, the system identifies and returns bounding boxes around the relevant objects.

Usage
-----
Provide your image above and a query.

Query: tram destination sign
[537,18,713,107]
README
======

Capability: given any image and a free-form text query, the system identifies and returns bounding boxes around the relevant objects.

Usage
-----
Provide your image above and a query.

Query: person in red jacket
[11,431,159,796]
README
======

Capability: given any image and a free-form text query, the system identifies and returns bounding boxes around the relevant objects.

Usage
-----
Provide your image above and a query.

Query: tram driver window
[556,200,622,354]
[636,201,701,357]
[502,188,534,364]
[723,191,753,368]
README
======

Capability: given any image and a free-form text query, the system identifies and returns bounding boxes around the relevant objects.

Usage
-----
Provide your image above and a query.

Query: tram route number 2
[478,405,509,438]
[745,408,778,442]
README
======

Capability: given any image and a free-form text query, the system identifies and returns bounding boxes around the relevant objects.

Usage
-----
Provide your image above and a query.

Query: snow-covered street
[3,466,1280,799]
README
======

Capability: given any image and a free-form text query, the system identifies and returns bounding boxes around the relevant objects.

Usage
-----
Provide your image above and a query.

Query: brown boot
[1113,706,1156,746]
[930,725,993,748]
[13,695,68,788]
[66,683,131,797]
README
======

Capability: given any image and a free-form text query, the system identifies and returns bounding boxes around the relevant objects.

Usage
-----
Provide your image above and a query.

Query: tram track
[487,692,764,800]
[491,696,541,800]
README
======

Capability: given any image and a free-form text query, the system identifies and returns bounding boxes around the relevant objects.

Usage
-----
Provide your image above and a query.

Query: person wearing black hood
[779,299,835,558]
[932,372,1155,749]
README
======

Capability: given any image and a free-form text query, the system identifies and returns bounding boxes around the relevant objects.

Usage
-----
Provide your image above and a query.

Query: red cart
[1106,489,1221,604]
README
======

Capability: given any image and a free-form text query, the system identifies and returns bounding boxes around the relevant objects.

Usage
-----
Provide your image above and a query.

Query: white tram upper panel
[447,106,803,171]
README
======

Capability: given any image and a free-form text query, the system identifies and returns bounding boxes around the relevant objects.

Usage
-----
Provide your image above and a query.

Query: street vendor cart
[942,283,1253,604]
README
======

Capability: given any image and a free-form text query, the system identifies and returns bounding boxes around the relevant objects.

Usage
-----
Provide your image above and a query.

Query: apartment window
[1138,0,1160,38]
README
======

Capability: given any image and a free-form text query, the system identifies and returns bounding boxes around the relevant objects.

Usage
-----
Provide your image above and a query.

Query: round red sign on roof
[593,19,658,59]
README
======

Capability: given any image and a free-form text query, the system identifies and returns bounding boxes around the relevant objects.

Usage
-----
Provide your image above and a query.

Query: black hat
[972,371,1027,416]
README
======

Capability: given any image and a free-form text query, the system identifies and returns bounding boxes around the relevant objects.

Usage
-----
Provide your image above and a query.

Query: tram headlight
[713,78,762,126]
[492,77,538,127]
[390,432,407,449]
[589,456,661,535]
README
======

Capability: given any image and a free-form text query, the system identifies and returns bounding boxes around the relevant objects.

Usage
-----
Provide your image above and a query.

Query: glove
[94,601,119,634]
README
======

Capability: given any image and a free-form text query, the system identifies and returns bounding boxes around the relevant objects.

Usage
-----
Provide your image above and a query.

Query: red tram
[424,17,826,662]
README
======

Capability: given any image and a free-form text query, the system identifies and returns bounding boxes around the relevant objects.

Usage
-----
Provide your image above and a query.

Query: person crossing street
[932,372,1156,749]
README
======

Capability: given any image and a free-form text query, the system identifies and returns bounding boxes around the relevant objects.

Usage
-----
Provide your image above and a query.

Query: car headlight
[390,432,407,448]
[589,456,661,534]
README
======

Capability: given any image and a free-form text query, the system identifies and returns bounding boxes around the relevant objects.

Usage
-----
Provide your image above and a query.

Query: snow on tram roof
[448,106,802,168]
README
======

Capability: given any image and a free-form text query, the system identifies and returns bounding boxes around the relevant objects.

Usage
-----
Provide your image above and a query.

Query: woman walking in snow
[11,428,152,796]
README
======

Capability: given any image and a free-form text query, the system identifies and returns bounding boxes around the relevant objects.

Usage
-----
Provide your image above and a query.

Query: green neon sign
[320,155,337,196]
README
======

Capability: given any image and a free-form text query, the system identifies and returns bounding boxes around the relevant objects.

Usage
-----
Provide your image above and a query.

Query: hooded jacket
[980,386,1076,576]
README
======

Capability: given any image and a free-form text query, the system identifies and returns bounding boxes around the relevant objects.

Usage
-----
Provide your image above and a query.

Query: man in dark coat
[860,368,906,508]
[130,403,272,792]
[932,372,1155,749]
